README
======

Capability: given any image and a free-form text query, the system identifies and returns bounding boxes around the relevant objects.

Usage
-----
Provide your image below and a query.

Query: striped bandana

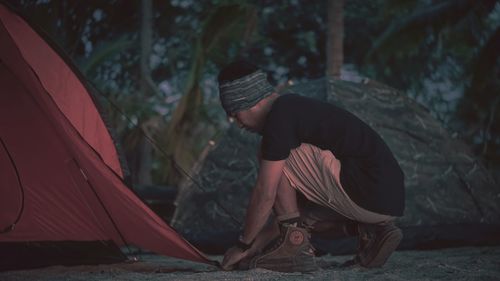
[218,70,274,115]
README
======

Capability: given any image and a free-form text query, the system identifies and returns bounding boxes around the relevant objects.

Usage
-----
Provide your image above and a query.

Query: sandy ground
[2,246,500,281]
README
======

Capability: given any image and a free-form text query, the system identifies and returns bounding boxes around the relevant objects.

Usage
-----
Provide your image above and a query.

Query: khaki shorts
[283,143,394,224]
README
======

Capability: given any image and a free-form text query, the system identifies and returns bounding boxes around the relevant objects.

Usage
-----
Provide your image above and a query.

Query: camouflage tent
[172,78,500,254]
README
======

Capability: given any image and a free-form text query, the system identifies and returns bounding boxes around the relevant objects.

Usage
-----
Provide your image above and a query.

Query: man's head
[218,60,277,133]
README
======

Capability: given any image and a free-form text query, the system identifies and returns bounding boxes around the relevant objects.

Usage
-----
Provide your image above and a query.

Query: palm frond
[79,35,136,75]
[200,4,258,65]
[366,0,475,61]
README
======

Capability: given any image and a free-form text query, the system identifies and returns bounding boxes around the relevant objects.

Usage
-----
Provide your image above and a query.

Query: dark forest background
[6,0,500,188]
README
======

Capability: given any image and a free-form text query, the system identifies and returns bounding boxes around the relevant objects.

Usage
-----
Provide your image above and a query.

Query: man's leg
[282,143,402,268]
[255,177,356,256]
[241,173,300,258]
[298,194,358,241]
[242,173,317,272]
[297,198,400,269]
[273,172,300,221]
[274,183,367,242]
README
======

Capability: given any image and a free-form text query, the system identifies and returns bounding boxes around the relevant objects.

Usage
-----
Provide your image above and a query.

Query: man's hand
[221,246,248,271]
[221,159,285,271]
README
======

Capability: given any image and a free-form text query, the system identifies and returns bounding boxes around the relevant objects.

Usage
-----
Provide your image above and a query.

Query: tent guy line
[94,78,243,227]
[72,157,132,260]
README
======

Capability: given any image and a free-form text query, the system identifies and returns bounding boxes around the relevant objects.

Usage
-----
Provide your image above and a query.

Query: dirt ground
[2,246,499,281]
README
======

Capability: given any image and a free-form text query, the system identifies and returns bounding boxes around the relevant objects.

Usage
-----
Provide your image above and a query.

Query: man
[217,60,405,272]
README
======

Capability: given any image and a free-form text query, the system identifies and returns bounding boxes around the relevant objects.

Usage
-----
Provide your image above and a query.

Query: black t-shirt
[261,94,405,216]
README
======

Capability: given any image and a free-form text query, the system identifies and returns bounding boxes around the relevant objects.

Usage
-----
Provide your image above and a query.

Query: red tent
[0,2,210,271]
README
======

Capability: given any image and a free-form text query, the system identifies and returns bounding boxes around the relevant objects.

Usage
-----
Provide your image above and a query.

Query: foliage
[161,2,259,185]
[363,0,500,166]
[8,0,500,185]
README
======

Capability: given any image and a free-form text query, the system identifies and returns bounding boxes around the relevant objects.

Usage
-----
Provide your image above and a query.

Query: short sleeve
[261,97,300,161]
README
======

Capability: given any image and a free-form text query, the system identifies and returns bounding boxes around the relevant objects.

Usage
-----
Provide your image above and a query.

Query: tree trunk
[140,0,153,97]
[137,0,153,185]
[326,0,344,79]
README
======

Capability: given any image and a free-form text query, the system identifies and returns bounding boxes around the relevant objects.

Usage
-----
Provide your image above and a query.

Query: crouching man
[218,60,405,272]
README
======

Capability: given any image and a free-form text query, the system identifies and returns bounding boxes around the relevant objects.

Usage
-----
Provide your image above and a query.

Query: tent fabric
[0,2,210,269]
[0,3,123,178]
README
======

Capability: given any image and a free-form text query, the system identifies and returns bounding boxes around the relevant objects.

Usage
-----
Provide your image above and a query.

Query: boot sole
[361,228,402,268]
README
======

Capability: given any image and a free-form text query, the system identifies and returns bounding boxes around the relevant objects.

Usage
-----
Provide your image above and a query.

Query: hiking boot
[244,224,318,272]
[355,221,402,268]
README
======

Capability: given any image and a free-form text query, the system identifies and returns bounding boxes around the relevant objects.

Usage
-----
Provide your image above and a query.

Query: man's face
[230,107,262,134]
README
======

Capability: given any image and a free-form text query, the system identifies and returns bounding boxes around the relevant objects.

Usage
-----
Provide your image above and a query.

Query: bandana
[218,70,274,115]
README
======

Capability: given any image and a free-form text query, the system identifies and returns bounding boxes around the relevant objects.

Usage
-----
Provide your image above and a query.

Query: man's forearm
[240,159,285,245]
[241,183,276,244]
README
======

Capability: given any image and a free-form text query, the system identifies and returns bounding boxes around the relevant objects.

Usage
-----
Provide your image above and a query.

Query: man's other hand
[221,246,248,271]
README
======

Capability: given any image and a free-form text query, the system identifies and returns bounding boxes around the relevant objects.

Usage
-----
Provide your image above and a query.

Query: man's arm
[221,159,285,270]
[240,159,286,244]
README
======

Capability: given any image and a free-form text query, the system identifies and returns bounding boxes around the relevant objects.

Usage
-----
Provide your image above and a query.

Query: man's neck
[261,92,280,116]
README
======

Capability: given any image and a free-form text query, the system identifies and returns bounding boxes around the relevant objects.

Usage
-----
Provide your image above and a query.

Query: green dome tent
[172,78,500,254]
